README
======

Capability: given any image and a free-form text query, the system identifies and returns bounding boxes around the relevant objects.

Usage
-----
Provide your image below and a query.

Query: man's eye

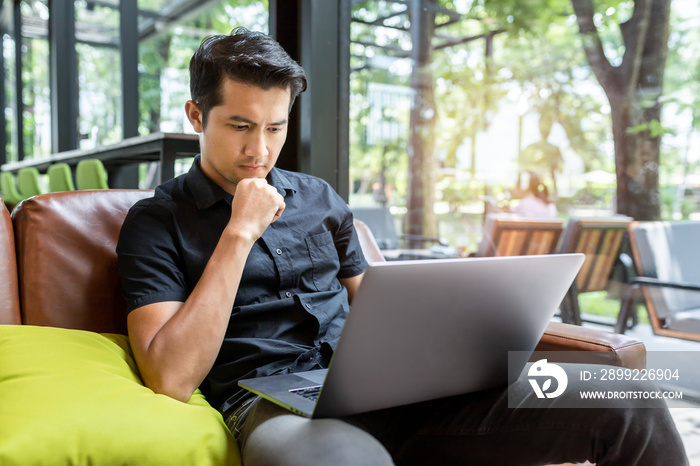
[232,125,248,131]
[269,127,282,133]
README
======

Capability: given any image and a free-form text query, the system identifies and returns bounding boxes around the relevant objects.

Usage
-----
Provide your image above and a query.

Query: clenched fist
[228,178,286,242]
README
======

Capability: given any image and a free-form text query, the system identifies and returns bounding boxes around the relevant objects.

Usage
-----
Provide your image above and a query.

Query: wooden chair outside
[557,216,632,325]
[474,213,563,257]
[615,220,700,342]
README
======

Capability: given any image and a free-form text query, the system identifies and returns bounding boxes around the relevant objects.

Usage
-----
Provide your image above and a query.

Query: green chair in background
[1,171,25,209]
[76,159,109,190]
[17,167,44,198]
[47,163,76,192]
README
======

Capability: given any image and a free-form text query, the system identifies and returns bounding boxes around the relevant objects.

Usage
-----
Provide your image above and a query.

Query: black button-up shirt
[117,156,368,415]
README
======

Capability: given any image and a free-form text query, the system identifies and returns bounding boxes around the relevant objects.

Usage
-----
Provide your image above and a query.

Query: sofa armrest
[533,322,646,370]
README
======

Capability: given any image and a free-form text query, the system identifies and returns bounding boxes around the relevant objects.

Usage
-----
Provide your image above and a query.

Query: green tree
[478,0,672,219]
[573,0,671,220]
[351,0,507,241]
[498,22,611,174]
[406,0,439,240]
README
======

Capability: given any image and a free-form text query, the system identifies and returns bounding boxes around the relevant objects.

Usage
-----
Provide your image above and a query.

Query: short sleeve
[333,197,369,279]
[117,199,189,312]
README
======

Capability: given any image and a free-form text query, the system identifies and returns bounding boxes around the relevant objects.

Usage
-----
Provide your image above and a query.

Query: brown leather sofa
[0,190,647,464]
[0,200,20,325]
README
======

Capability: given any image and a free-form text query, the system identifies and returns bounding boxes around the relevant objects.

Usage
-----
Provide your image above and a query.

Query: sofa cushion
[668,308,700,334]
[534,322,646,370]
[12,190,153,333]
[0,202,20,324]
[632,221,700,317]
[0,325,240,465]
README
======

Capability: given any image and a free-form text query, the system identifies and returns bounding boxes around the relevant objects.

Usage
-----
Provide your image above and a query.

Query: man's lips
[240,164,265,171]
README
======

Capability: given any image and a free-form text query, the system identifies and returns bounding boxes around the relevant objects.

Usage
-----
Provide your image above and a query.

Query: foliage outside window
[76,0,121,150]
[0,0,266,166]
[138,0,268,137]
[18,0,51,161]
[348,0,700,254]
[137,0,267,181]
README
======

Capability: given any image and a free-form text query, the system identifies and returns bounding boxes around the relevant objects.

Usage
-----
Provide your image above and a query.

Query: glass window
[138,0,268,136]
[19,0,51,160]
[1,0,268,163]
[3,33,18,162]
[349,0,700,258]
[137,0,268,179]
[75,0,121,149]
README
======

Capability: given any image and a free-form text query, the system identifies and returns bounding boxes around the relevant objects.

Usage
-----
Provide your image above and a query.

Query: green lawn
[577,291,649,325]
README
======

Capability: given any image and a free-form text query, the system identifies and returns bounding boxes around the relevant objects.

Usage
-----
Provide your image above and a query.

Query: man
[117,28,688,465]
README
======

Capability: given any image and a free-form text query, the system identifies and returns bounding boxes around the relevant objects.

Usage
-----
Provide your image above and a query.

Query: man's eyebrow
[228,116,288,126]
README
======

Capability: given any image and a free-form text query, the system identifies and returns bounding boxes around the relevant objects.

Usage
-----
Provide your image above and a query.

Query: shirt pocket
[305,230,340,292]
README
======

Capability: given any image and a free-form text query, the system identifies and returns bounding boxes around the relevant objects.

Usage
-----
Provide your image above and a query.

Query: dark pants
[231,363,688,466]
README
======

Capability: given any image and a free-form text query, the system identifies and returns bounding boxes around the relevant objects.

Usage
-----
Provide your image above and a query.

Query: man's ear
[185,100,204,133]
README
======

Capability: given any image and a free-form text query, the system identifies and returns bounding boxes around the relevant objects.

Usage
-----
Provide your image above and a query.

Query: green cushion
[0,325,240,465]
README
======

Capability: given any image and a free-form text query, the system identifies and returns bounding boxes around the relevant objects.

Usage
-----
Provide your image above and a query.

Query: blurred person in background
[510,171,558,217]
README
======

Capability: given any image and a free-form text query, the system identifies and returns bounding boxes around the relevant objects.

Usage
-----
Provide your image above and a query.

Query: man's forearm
[128,229,255,402]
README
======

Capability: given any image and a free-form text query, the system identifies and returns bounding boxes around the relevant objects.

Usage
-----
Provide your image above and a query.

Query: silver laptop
[239,253,584,418]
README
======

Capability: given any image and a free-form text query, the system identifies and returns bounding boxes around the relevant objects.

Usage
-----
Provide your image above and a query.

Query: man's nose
[244,130,269,158]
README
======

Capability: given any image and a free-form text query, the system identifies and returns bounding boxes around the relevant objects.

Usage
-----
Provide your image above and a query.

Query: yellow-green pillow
[0,325,240,465]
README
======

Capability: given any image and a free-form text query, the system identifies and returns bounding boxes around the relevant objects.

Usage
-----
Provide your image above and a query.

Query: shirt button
[275,248,283,255]
[305,303,312,310]
[285,292,292,298]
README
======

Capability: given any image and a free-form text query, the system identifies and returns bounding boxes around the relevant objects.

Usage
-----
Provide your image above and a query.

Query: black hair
[189,27,307,128]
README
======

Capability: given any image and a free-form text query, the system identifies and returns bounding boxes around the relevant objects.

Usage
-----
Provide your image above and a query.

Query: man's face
[185,78,291,194]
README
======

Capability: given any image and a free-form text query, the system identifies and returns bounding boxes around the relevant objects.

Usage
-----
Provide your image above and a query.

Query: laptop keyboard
[290,385,322,402]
